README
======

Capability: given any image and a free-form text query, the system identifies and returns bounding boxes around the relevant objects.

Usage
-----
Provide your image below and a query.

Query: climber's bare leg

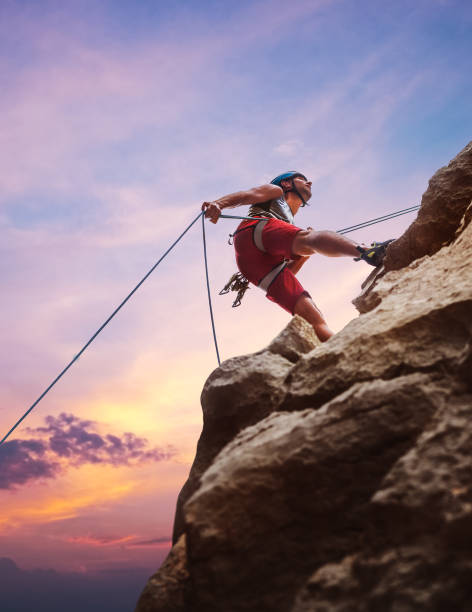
[292,229,362,258]
[294,294,333,342]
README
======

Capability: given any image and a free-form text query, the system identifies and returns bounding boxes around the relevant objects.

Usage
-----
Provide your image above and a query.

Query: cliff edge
[136,141,472,612]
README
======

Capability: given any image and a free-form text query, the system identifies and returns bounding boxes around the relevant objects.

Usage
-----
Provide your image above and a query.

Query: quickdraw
[219,272,250,307]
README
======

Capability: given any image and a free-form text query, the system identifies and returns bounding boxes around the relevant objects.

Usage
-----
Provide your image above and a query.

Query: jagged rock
[292,545,472,612]
[266,313,319,363]
[384,140,472,271]
[135,536,189,612]
[373,392,472,531]
[354,140,472,313]
[171,316,319,543]
[136,143,472,612]
[291,389,472,612]
[184,374,448,612]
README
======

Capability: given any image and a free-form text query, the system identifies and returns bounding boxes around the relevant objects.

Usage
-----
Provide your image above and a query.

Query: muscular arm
[202,184,283,223]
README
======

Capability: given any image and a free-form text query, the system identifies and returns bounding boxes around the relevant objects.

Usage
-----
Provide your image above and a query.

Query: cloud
[130,536,172,547]
[33,413,173,465]
[0,439,60,489]
[66,535,135,547]
[274,140,303,156]
[64,534,172,548]
[0,413,176,490]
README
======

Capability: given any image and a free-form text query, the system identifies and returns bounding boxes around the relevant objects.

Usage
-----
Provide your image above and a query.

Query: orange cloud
[65,534,136,547]
[1,478,134,530]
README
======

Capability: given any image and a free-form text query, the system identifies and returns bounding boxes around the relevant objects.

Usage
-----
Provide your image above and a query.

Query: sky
[1,0,471,609]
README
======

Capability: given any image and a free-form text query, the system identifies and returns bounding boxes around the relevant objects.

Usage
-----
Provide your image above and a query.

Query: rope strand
[0,211,204,446]
[337,205,420,234]
[202,214,221,365]
[221,205,420,235]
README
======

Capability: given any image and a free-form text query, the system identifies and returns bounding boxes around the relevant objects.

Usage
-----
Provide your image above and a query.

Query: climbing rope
[202,213,221,366]
[220,204,421,234]
[1,203,420,446]
[337,205,420,234]
[0,211,204,446]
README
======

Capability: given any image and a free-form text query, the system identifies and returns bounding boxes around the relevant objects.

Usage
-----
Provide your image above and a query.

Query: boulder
[171,316,319,544]
[384,140,472,272]
[354,140,472,314]
[184,373,449,611]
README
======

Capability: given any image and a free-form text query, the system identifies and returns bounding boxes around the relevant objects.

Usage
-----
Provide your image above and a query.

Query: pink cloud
[0,413,176,490]
[66,534,136,547]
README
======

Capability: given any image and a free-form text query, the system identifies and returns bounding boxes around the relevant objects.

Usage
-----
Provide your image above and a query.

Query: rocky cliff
[136,141,472,612]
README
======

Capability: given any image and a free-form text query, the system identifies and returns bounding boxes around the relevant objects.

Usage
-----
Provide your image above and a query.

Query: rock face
[135,536,189,612]
[354,140,472,313]
[171,315,320,545]
[136,142,472,612]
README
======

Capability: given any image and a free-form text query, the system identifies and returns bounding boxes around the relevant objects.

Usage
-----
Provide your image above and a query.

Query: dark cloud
[0,557,162,612]
[32,413,174,467]
[0,413,176,490]
[131,536,172,547]
[0,439,60,489]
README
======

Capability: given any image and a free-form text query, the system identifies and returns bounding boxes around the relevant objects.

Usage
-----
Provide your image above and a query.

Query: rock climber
[202,171,392,342]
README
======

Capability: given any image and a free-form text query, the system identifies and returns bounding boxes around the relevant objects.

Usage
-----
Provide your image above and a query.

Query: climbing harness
[224,216,290,305]
[0,203,420,446]
[227,219,259,245]
[258,260,289,291]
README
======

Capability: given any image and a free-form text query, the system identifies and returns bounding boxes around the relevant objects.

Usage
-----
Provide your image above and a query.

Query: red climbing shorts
[233,218,310,314]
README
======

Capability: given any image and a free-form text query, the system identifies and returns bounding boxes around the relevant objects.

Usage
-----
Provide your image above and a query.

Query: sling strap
[258,260,288,292]
[253,219,268,252]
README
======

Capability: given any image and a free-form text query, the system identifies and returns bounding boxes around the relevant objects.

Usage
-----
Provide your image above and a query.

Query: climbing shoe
[354,239,395,267]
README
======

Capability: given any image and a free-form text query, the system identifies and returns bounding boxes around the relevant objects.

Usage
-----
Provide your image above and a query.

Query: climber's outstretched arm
[202,183,282,223]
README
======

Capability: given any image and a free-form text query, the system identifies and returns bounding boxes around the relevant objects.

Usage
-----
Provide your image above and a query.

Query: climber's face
[293,175,312,202]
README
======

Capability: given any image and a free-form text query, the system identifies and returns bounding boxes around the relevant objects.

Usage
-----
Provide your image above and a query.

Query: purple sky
[1,0,471,609]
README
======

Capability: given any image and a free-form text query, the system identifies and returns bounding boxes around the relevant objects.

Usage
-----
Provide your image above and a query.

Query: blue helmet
[271,171,309,206]
[270,171,307,186]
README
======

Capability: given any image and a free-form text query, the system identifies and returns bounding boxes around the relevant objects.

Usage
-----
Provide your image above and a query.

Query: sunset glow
[1,1,471,609]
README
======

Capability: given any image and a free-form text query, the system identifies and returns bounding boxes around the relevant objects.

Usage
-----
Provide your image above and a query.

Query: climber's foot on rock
[354,239,395,267]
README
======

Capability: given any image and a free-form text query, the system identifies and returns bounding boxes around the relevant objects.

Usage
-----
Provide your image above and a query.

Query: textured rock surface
[184,374,451,612]
[384,140,472,271]
[136,143,472,612]
[171,316,319,544]
[135,536,189,612]
[354,140,472,314]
